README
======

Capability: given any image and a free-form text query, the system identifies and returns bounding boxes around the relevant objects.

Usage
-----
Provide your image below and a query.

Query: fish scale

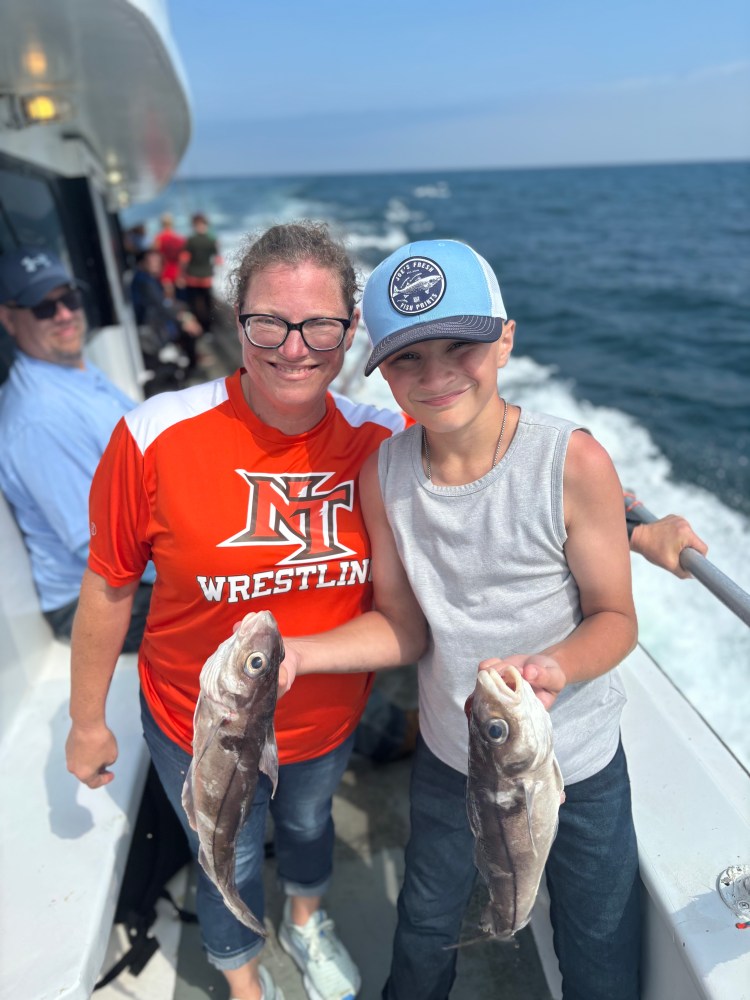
[467,664,564,941]
[181,609,283,936]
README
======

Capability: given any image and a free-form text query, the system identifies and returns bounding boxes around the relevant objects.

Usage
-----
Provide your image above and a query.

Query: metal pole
[626,500,750,628]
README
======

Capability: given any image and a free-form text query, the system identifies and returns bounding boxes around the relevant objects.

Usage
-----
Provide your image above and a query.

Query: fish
[392,274,443,297]
[466,664,564,941]
[181,609,283,936]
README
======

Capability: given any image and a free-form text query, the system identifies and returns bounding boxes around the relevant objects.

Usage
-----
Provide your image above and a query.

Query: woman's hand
[278,638,301,697]
[65,721,118,788]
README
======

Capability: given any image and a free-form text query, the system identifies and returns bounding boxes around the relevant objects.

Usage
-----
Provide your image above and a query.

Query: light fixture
[22,47,48,78]
[20,93,71,124]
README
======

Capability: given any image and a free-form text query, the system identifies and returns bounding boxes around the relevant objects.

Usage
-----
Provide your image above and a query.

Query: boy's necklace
[423,397,508,483]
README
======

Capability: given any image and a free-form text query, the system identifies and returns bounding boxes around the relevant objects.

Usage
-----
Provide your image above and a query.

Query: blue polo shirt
[0,351,154,611]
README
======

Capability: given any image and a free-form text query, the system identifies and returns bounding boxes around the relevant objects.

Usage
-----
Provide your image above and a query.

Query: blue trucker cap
[362,239,507,376]
[0,246,75,307]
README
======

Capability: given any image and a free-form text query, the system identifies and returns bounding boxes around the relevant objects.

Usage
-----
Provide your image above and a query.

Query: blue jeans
[141,694,354,971]
[383,736,641,1000]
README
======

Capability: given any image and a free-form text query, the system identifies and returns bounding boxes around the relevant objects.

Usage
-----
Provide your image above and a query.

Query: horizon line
[174,156,750,184]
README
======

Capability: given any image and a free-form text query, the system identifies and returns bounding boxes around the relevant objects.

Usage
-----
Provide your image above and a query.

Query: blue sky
[167,0,750,177]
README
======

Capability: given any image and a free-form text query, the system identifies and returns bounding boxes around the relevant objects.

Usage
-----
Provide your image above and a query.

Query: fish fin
[223,887,268,937]
[522,779,543,855]
[182,708,229,830]
[195,829,268,938]
[181,759,198,831]
[191,711,228,769]
[260,726,279,798]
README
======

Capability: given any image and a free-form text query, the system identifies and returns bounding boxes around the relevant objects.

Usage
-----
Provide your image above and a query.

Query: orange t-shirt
[88,370,406,763]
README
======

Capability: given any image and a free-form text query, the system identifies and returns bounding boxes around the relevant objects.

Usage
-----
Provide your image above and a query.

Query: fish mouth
[237,609,277,638]
[476,665,523,707]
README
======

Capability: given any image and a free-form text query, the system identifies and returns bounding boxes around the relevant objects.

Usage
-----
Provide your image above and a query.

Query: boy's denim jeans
[141,693,354,971]
[383,735,640,1000]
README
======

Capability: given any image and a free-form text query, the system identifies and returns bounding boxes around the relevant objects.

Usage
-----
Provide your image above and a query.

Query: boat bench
[0,494,149,1000]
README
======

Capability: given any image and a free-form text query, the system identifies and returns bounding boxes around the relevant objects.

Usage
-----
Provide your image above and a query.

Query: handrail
[625,498,750,628]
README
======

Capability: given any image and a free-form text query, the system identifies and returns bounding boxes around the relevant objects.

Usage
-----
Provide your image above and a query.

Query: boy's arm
[510,430,638,707]
[280,451,427,692]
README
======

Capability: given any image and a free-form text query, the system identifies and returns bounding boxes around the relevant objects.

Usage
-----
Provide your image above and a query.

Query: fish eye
[485,718,509,744]
[244,651,268,676]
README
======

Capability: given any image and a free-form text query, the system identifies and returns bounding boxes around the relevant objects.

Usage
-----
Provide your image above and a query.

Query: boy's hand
[629,515,708,579]
[478,653,566,710]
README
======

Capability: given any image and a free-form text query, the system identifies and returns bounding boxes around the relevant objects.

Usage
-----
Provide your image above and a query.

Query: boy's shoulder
[517,408,583,435]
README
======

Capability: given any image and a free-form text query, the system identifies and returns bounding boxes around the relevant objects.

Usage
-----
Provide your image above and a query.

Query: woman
[65,222,416,1000]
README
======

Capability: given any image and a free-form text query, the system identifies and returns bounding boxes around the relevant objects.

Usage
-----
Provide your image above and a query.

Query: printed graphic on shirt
[197,470,369,604]
[220,471,356,563]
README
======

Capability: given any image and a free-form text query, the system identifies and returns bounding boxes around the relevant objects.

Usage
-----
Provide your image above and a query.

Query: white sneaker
[278,899,360,1000]
[230,965,284,1000]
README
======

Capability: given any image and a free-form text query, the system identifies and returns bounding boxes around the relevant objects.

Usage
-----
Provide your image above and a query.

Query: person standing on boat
[181,211,221,334]
[0,246,153,649]
[153,212,186,298]
[281,238,643,1000]
[65,222,412,1000]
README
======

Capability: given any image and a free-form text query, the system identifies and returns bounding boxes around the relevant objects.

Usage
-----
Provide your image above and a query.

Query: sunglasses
[10,287,83,320]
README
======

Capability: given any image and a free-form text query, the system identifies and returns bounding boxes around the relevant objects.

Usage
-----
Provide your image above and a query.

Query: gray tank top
[378,409,625,784]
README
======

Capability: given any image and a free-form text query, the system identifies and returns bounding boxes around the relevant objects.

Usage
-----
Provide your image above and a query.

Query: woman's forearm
[69,568,138,727]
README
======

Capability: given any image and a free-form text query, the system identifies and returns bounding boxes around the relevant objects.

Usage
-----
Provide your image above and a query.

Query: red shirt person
[152,213,185,296]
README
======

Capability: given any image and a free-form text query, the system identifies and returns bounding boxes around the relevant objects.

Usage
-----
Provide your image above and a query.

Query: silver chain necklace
[423,397,509,483]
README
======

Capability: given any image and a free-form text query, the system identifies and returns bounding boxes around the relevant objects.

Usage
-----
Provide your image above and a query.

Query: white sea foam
[345,226,411,252]
[412,181,452,199]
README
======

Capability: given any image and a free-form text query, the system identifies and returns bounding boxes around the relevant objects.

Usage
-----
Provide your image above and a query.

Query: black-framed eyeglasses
[9,287,82,320]
[238,313,352,351]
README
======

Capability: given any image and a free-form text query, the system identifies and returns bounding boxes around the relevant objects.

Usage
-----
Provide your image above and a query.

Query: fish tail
[221,882,268,938]
[443,929,519,950]
[195,851,268,938]
[442,931,492,950]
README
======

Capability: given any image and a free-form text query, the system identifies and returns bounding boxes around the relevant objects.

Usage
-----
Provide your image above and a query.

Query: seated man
[0,246,153,648]
[130,247,202,375]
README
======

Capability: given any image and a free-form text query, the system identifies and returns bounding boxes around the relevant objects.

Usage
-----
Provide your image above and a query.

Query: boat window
[0,164,71,384]
[0,168,69,257]
[0,157,117,384]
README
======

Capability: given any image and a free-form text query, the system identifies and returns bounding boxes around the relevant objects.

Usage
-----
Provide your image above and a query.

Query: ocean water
[125,162,750,768]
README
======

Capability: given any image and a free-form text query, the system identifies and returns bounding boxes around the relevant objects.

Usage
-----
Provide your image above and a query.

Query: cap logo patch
[21,253,52,274]
[389,257,446,315]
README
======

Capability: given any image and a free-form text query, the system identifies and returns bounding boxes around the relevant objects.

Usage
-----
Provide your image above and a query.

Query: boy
[284,239,640,1000]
